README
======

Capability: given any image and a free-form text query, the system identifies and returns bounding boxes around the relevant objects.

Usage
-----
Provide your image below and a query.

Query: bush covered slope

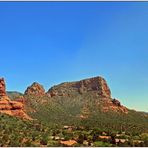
[1,76,148,147]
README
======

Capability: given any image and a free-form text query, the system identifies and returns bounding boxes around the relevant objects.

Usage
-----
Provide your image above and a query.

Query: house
[63,125,69,129]
[60,140,77,146]
[115,138,128,143]
[99,136,111,140]
[55,136,60,140]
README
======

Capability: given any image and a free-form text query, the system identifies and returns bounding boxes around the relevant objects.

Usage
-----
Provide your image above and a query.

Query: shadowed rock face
[47,76,111,98]
[112,99,121,106]
[24,82,45,96]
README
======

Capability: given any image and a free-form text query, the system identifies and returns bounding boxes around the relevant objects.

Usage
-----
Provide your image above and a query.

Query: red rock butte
[46,76,128,114]
[47,76,111,98]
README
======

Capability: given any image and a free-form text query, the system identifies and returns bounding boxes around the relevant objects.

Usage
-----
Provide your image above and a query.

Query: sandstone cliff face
[47,76,111,98]
[3,75,127,120]
[0,78,31,120]
[0,78,6,97]
[0,78,9,101]
[46,76,128,114]
[24,82,45,96]
[79,77,111,97]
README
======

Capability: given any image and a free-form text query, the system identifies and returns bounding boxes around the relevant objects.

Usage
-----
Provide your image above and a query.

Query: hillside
[24,76,148,134]
[0,76,148,147]
[7,91,23,100]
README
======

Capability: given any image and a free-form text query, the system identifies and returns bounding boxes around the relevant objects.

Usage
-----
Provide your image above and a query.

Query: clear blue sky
[0,2,148,112]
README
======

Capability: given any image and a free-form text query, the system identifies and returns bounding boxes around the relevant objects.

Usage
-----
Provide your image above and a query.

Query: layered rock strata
[0,78,31,120]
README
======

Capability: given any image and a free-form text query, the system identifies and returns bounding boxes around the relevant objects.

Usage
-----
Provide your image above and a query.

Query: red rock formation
[24,82,45,96]
[0,78,10,101]
[15,96,25,103]
[0,78,32,120]
[47,76,111,98]
[112,98,121,106]
[100,98,128,114]
[47,76,128,114]
[79,77,111,97]
[0,78,6,97]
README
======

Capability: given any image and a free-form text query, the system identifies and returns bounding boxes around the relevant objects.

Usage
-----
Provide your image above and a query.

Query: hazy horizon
[0,2,148,112]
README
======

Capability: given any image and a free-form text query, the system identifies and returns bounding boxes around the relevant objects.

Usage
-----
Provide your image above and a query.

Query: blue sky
[0,2,148,112]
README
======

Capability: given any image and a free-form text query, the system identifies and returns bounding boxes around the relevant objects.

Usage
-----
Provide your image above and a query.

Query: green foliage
[7,91,23,100]
[93,141,112,147]
[1,89,148,147]
[0,112,147,147]
[140,133,148,141]
[0,113,52,147]
[47,140,60,147]
[25,93,148,135]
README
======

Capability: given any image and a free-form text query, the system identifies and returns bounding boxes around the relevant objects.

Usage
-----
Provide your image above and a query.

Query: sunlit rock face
[0,78,10,101]
[0,78,6,97]
[0,77,32,120]
[46,76,128,114]
[47,76,111,98]
[24,82,45,96]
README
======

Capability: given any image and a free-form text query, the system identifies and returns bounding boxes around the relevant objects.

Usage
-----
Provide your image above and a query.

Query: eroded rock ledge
[0,78,31,120]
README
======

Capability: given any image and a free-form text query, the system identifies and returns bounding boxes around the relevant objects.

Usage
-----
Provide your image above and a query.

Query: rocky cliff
[45,76,128,114]
[1,76,128,120]
[24,82,45,96]
[47,76,111,98]
[0,78,31,120]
